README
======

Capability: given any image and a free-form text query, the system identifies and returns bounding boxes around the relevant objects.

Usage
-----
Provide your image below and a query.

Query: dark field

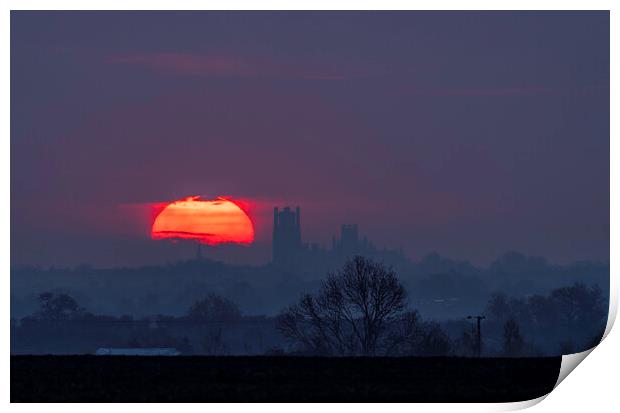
[11,355,561,402]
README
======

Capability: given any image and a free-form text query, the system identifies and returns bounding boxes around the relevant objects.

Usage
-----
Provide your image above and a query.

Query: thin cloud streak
[432,86,554,97]
[106,52,347,80]
[394,84,609,98]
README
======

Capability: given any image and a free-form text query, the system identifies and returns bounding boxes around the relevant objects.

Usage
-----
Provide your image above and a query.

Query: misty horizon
[10,198,611,269]
[8,230,612,271]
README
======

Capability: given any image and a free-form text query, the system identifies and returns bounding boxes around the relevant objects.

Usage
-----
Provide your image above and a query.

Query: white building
[95,348,180,356]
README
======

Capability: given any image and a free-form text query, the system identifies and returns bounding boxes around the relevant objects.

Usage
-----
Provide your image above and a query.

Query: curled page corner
[551,281,620,390]
[491,393,549,412]
[554,298,616,390]
[602,285,618,341]
[555,347,595,389]
[553,282,620,390]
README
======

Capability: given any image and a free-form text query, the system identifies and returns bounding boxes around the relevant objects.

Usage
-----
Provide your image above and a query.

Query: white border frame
[3,2,617,411]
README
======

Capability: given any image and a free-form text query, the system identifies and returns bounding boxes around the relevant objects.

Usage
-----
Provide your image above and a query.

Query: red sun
[151,196,254,245]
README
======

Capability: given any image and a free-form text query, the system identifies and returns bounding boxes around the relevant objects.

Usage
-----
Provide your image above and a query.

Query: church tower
[272,206,302,265]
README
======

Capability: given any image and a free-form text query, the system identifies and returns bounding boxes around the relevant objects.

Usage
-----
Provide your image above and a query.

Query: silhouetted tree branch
[277,256,407,356]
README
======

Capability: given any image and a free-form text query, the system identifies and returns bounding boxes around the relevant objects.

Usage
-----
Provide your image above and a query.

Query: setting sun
[151,196,254,245]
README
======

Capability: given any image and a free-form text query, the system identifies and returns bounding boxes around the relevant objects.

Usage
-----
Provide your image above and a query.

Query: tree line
[276,256,606,356]
[12,256,607,357]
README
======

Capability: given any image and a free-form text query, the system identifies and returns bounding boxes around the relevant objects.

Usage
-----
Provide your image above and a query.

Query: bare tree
[34,292,85,321]
[503,318,524,356]
[277,256,407,356]
[384,310,422,356]
[187,293,241,322]
[416,321,452,356]
[202,327,228,355]
[453,327,477,357]
[386,314,452,356]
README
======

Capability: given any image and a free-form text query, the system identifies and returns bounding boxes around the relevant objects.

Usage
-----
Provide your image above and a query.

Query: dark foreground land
[11,356,561,402]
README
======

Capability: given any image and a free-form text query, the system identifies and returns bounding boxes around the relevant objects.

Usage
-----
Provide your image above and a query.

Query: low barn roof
[95,348,180,356]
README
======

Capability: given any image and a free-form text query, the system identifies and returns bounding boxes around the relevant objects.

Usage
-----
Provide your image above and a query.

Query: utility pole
[467,315,486,357]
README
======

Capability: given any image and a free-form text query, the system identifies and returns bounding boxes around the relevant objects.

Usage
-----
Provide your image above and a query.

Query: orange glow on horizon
[151,196,254,245]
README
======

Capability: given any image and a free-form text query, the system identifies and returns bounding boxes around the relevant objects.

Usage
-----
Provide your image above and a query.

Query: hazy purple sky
[11,11,609,267]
